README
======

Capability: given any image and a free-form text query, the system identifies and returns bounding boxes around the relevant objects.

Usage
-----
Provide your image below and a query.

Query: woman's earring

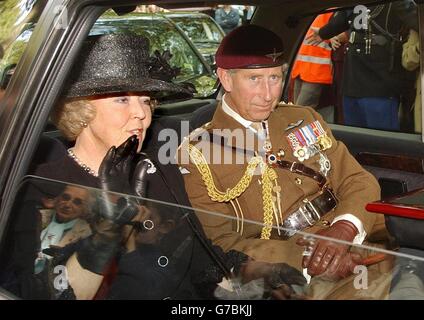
[80,121,88,128]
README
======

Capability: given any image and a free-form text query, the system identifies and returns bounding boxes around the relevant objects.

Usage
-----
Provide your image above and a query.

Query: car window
[165,13,225,67]
[0,9,219,102]
[0,177,246,300]
[1,176,422,300]
[170,14,224,43]
[0,0,40,103]
[288,2,421,134]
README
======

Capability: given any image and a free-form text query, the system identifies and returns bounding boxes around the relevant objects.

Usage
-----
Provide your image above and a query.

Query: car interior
[1,0,419,217]
[1,0,424,300]
[26,1,423,202]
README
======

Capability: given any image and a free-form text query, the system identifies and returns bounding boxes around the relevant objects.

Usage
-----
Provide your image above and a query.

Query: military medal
[317,134,332,151]
[286,120,332,162]
[293,146,310,162]
[318,152,331,176]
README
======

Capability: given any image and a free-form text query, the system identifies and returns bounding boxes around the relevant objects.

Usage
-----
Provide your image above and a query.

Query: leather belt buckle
[279,188,338,239]
[303,198,322,221]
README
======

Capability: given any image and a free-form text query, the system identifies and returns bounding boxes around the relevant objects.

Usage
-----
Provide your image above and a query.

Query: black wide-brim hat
[63,33,192,100]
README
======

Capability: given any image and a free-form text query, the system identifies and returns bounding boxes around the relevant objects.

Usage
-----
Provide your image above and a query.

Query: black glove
[265,262,308,289]
[239,259,307,300]
[76,214,123,274]
[98,135,138,194]
[96,135,140,223]
[266,263,309,299]
[132,153,152,199]
[240,259,307,288]
[76,136,139,274]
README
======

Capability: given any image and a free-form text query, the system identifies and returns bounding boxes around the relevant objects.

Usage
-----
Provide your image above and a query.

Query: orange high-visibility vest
[291,13,334,84]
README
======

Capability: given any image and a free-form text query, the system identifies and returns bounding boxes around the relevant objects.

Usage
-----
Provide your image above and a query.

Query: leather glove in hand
[297,220,358,277]
[77,136,140,274]
[97,135,140,223]
[77,213,124,274]
[132,153,152,199]
[265,262,307,289]
[320,252,363,281]
[240,259,307,299]
[98,135,138,194]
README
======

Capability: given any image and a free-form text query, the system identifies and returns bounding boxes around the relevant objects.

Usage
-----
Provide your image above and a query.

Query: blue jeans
[343,96,400,131]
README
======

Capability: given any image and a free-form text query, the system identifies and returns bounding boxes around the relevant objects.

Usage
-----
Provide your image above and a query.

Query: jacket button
[158,256,169,267]
[321,220,330,226]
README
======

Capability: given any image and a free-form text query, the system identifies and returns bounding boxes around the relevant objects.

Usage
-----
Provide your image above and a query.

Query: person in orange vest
[291,13,335,109]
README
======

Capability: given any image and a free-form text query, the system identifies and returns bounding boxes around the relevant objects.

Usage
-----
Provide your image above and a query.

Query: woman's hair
[52,99,96,141]
[52,94,157,141]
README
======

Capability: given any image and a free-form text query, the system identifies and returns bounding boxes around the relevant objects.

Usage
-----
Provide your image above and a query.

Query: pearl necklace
[67,148,98,177]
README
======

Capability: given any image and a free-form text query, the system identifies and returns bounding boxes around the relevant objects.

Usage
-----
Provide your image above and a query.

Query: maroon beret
[215,24,285,69]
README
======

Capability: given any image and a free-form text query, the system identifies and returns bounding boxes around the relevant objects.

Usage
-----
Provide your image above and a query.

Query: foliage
[171,16,223,43]
[0,0,41,47]
[0,9,218,97]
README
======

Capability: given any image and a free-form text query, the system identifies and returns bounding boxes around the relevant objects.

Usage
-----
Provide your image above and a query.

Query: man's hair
[52,99,96,141]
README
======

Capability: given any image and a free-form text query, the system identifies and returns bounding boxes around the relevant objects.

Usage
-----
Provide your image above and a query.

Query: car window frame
[418,2,424,142]
[282,1,424,141]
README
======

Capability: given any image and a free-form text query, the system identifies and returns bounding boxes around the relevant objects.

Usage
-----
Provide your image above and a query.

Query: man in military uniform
[308,0,418,131]
[177,25,381,285]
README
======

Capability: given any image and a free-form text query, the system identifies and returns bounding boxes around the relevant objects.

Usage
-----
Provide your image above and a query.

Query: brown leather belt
[274,159,327,188]
[279,188,338,239]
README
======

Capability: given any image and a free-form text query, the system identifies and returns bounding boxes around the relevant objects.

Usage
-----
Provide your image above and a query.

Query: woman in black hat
[3,33,306,300]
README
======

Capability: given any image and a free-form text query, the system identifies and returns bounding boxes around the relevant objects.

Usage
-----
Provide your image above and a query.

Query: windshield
[171,15,224,43]
[0,13,218,98]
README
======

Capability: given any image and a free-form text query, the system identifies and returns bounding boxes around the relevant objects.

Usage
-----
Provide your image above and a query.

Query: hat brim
[64,77,193,100]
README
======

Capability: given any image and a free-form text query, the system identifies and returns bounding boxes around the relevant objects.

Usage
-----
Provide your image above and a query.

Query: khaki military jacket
[177,103,381,269]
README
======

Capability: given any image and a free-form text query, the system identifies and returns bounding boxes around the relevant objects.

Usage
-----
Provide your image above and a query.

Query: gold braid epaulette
[188,144,261,201]
[188,143,278,240]
[260,165,278,239]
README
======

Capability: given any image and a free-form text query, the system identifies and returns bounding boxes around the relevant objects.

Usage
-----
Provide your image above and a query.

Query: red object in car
[366,188,424,220]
